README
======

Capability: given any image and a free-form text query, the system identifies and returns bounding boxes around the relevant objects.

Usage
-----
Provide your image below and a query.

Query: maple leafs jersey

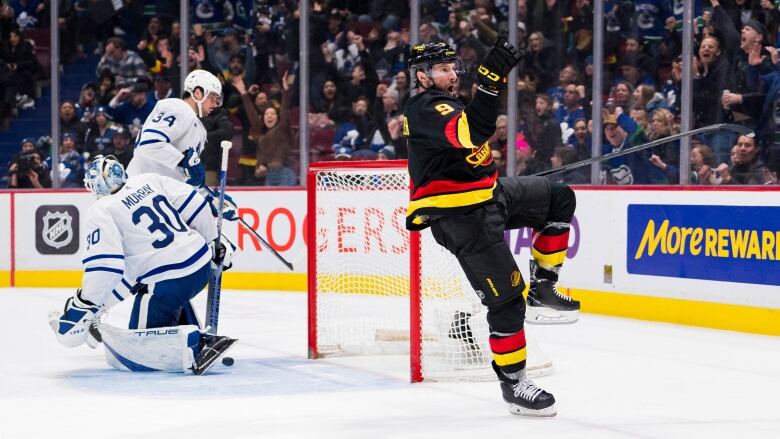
[80,173,218,309]
[126,98,207,182]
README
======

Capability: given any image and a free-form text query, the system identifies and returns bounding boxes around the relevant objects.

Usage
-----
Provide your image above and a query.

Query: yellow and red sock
[531,223,570,278]
[489,330,526,374]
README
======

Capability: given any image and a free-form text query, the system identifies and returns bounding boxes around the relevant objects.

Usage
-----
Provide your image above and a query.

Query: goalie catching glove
[48,289,103,348]
[476,32,523,95]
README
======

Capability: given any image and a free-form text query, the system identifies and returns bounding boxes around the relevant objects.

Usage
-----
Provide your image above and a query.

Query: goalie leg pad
[99,323,201,372]
[129,263,210,329]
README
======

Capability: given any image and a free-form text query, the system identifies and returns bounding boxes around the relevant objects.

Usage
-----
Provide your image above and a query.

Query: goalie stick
[206,140,232,334]
[535,123,754,177]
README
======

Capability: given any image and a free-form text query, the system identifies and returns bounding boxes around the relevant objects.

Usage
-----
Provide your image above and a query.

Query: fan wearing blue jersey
[48,156,236,374]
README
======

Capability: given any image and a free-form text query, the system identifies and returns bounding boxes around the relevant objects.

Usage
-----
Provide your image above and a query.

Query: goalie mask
[184,69,223,117]
[84,155,127,198]
[408,42,465,96]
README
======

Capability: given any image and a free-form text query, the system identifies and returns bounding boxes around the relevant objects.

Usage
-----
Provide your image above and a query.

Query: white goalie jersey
[126,98,207,182]
[80,173,218,309]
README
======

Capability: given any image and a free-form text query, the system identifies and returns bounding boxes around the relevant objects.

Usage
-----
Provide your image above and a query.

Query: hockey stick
[202,185,294,271]
[206,140,232,334]
[535,123,754,177]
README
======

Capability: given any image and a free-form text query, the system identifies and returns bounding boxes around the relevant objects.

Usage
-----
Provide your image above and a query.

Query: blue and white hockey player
[127,69,219,185]
[128,68,237,219]
[48,156,236,374]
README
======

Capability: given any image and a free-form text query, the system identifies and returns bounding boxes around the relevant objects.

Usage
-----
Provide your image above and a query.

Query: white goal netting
[309,163,549,382]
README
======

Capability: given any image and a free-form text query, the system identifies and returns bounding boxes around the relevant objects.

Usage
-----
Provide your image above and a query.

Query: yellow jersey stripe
[407,183,497,217]
[456,113,479,149]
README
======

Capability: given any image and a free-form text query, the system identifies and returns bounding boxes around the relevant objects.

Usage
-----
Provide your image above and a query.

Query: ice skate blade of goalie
[191,334,238,375]
[492,362,557,417]
[525,280,580,325]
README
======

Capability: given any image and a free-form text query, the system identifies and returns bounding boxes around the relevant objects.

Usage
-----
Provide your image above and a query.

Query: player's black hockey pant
[430,177,575,371]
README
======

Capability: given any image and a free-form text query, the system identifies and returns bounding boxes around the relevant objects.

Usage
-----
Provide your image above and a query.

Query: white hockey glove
[210,238,235,271]
[48,289,103,348]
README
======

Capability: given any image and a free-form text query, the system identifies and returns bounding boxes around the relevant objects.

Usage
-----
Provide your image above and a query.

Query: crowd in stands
[2,0,779,188]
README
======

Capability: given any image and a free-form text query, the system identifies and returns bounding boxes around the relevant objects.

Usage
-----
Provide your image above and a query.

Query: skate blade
[508,403,557,417]
[525,306,579,325]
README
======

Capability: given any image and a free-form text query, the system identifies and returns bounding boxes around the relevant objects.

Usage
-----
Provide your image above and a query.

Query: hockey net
[307,161,549,382]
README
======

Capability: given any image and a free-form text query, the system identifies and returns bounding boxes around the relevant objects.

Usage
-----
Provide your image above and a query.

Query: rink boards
[0,186,777,335]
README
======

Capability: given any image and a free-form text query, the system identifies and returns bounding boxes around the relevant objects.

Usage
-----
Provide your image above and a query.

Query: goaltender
[404,35,579,417]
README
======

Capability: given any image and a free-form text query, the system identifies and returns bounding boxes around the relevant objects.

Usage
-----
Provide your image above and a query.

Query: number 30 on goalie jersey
[80,173,218,308]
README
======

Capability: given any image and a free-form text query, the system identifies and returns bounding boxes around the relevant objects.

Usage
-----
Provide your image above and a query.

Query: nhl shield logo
[36,205,80,255]
[42,211,73,249]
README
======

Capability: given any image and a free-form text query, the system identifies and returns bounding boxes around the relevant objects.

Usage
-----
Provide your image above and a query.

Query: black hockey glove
[476,32,523,95]
[211,239,234,271]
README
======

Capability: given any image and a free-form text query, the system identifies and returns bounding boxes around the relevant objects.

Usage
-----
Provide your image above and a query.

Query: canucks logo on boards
[36,205,80,255]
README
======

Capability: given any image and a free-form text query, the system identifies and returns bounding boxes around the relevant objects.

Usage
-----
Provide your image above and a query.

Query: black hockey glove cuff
[476,32,523,95]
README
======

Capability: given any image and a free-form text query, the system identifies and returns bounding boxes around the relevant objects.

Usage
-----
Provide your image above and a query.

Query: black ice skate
[491,362,556,417]
[526,261,580,325]
[191,334,238,375]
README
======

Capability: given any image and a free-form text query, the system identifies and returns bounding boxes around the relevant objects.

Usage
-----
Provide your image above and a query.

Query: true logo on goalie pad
[132,328,179,337]
[36,205,80,255]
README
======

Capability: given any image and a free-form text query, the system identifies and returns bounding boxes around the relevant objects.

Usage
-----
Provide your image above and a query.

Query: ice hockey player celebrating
[48,156,236,374]
[403,36,579,416]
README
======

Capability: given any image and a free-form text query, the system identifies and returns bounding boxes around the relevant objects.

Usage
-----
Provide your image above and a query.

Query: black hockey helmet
[409,42,458,69]
[409,42,465,90]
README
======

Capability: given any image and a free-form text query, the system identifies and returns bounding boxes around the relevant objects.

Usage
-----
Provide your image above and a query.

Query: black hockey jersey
[404,89,499,230]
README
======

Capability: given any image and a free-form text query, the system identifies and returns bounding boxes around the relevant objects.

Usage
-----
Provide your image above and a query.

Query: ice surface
[1,288,779,439]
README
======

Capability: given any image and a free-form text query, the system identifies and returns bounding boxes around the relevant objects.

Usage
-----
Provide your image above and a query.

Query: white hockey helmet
[184,69,223,117]
[84,155,127,198]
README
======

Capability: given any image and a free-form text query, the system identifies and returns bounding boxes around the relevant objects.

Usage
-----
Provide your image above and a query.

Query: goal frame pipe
[410,230,423,383]
[307,165,319,359]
